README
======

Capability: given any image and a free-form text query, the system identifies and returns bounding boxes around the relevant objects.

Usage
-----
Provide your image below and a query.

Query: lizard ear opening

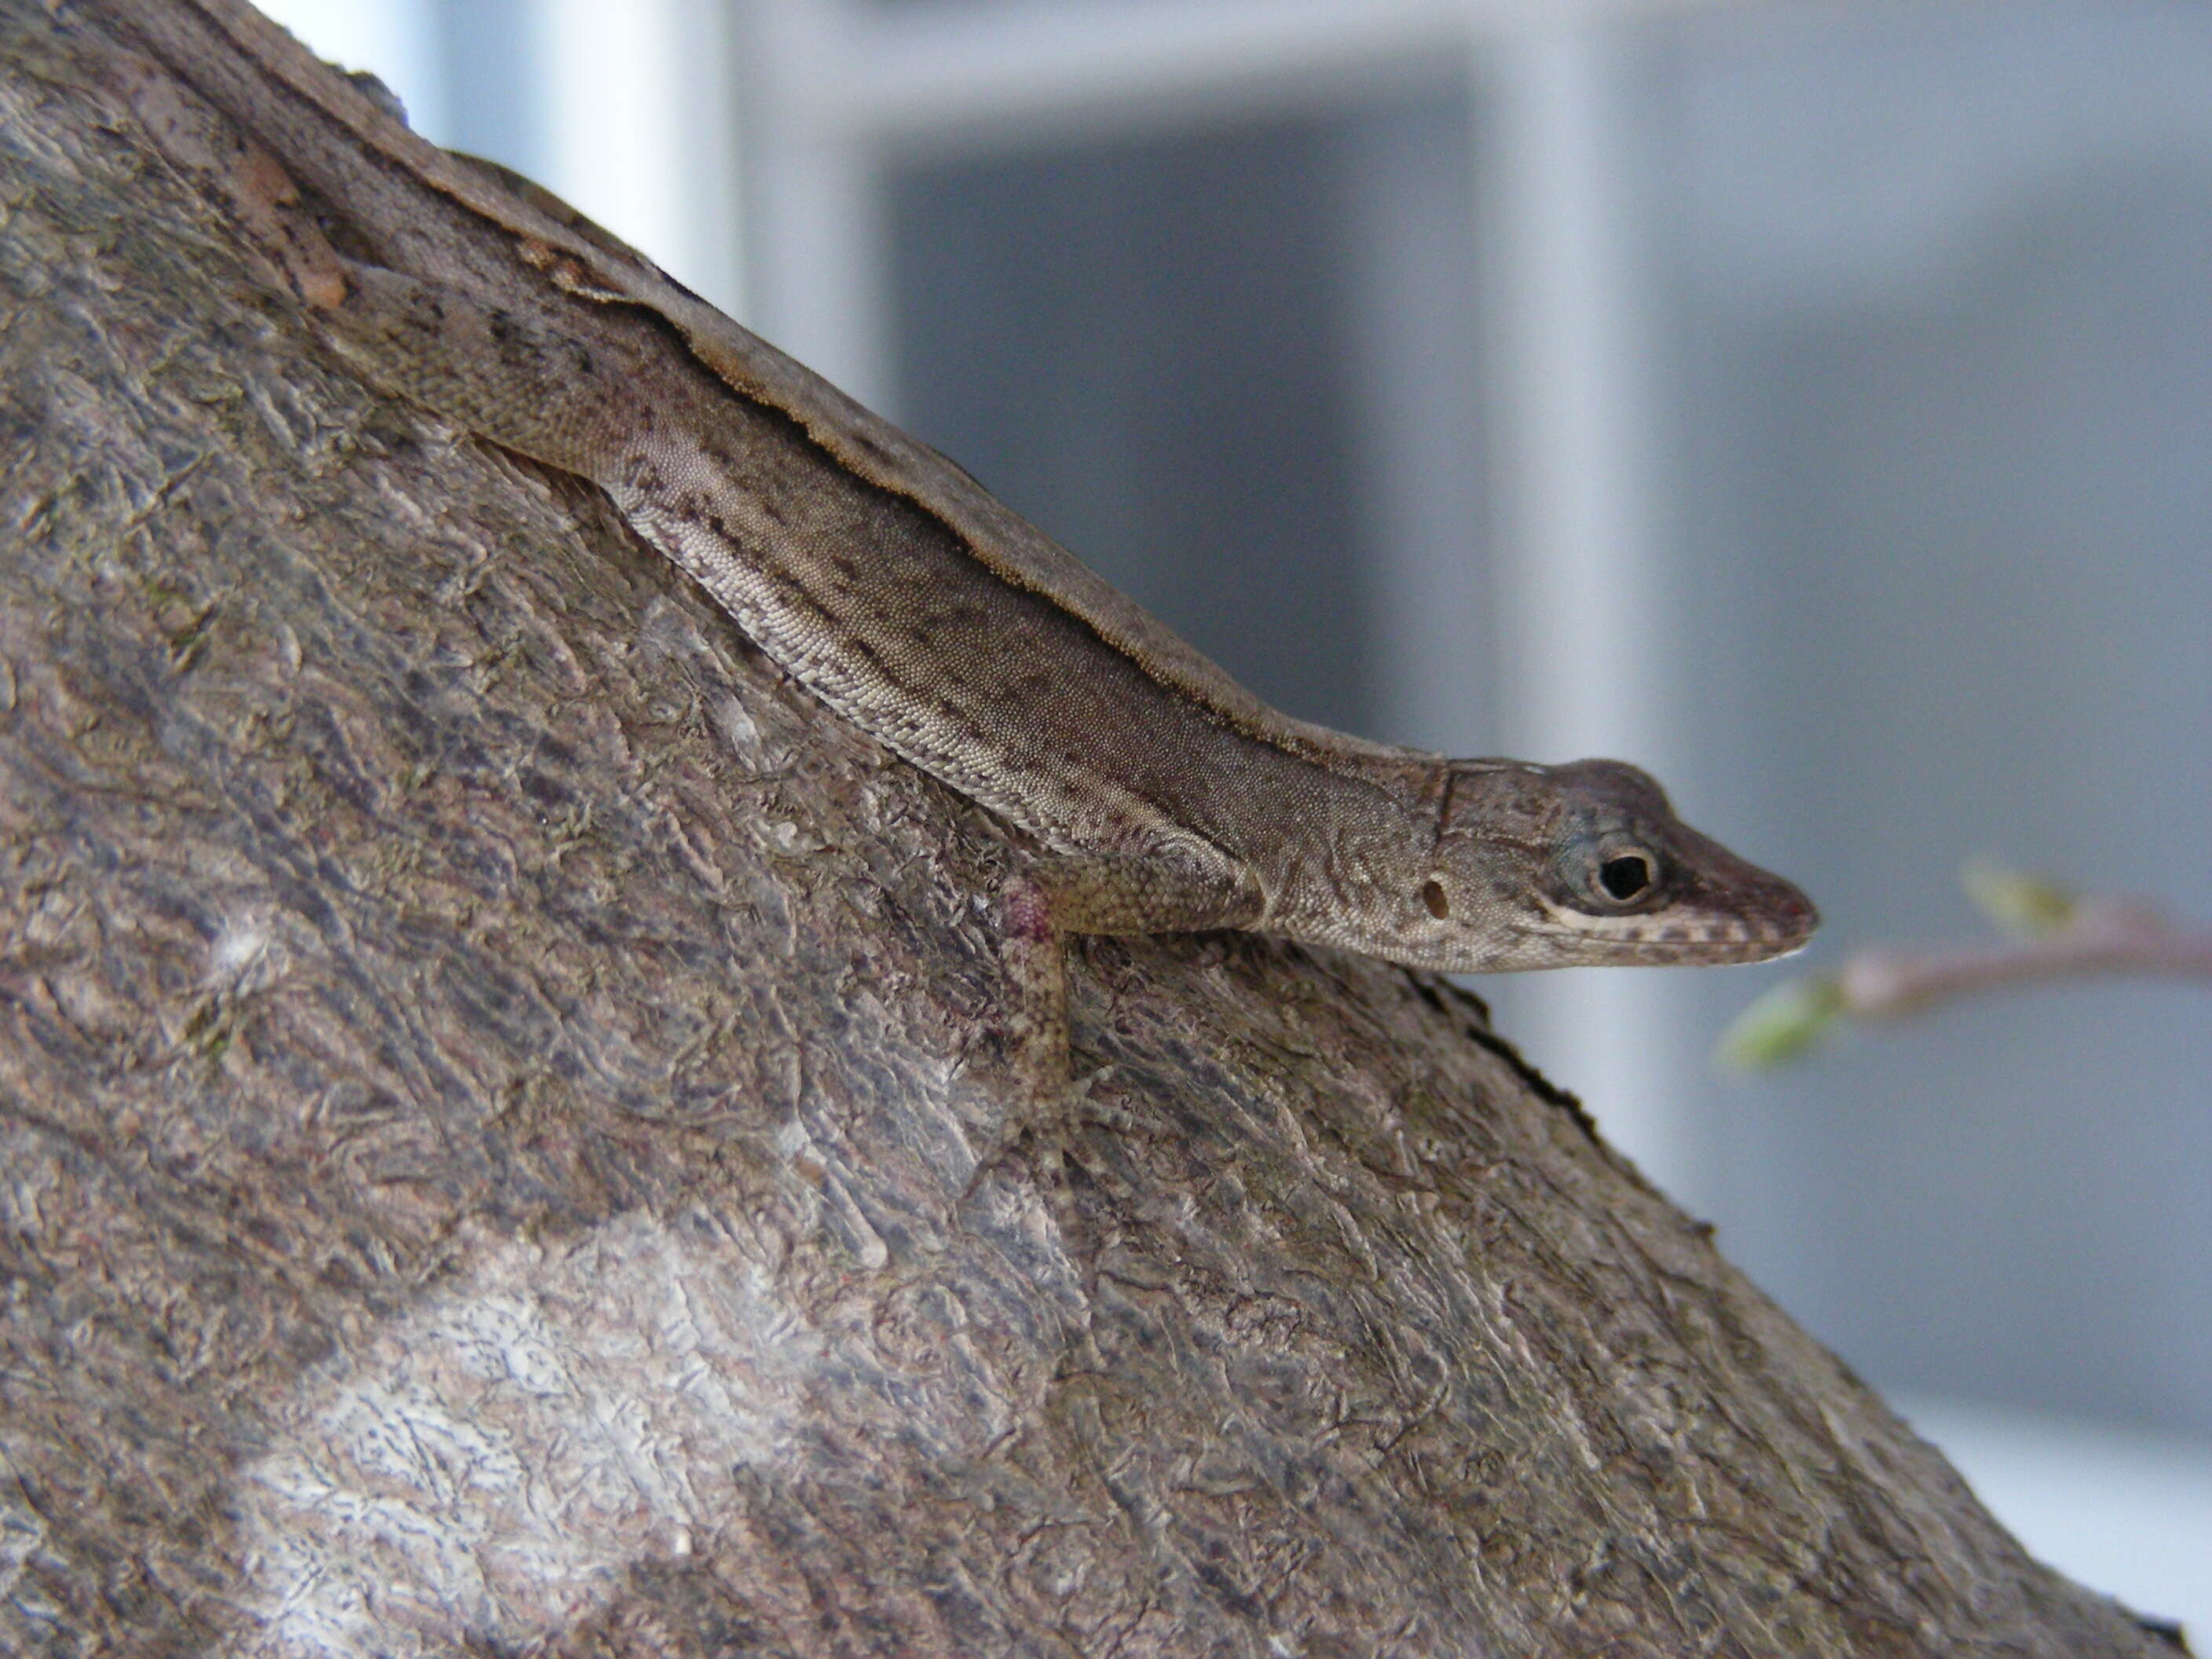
[1421,879,1450,920]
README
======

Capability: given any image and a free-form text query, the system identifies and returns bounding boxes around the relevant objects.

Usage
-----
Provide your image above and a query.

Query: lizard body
[113,0,1816,994]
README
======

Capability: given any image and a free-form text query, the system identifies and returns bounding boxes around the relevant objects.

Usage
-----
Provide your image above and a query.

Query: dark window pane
[887,117,1374,733]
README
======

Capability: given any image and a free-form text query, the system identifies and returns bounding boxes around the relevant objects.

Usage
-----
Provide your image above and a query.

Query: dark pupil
[1599,855,1651,902]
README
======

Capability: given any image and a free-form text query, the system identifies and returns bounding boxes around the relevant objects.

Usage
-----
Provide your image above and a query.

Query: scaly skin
[112,0,1817,1099]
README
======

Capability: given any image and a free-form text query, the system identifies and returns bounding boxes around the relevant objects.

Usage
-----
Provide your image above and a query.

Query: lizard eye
[1564,837,1665,912]
[1421,879,1450,919]
[1599,854,1652,903]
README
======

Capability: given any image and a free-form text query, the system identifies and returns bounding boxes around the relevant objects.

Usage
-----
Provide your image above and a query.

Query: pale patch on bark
[230,1214,822,1657]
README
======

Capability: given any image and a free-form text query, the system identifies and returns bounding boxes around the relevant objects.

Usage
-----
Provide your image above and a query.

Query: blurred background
[255,0,2212,1630]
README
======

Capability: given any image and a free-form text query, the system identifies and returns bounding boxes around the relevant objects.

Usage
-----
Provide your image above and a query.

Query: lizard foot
[954,1064,1126,1298]
[957,1063,1113,1209]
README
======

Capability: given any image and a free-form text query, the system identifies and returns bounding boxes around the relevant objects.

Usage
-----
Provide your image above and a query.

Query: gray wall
[1646,0,2212,1438]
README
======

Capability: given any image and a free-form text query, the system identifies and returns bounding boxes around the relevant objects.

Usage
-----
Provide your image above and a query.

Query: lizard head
[1404,758,1818,972]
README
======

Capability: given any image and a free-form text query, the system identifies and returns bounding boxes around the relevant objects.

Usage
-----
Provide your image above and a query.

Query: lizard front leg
[972,851,1262,1199]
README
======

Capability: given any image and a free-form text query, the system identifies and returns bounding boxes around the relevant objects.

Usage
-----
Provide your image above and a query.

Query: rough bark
[0,2,2183,1655]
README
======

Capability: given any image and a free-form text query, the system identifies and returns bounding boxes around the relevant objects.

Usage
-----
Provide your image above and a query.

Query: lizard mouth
[1535,882,1819,965]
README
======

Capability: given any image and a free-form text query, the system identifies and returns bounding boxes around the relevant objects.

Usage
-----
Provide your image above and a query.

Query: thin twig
[1718,866,2212,1070]
[1836,902,2212,1020]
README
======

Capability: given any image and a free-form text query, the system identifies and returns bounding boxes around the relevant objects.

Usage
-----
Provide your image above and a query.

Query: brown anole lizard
[106,0,1817,1103]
